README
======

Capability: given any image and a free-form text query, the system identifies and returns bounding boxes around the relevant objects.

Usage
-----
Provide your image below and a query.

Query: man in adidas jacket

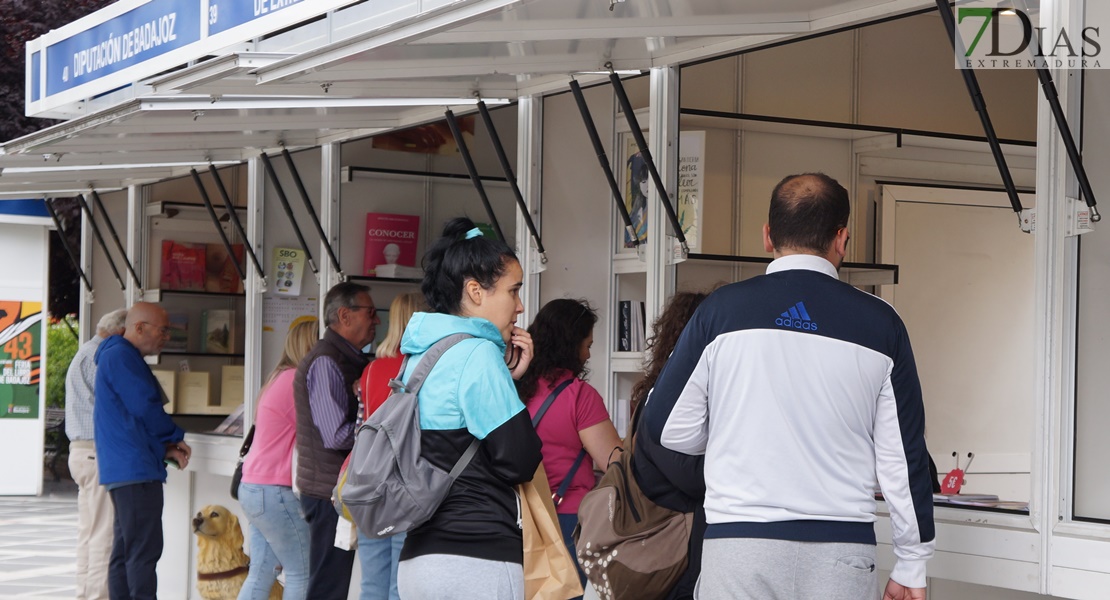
[642,173,934,600]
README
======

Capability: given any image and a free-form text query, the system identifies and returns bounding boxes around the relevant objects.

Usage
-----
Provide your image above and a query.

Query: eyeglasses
[140,322,171,337]
[349,305,377,319]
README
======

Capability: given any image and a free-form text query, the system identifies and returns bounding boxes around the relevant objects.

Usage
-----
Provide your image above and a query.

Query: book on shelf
[205,243,245,293]
[201,309,236,354]
[175,371,210,414]
[932,493,1000,503]
[363,213,420,277]
[151,369,176,413]
[163,311,190,352]
[218,365,245,415]
[618,300,632,352]
[630,301,646,352]
[160,240,206,291]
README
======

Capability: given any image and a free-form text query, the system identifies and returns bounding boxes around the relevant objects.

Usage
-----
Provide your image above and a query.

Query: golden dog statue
[192,505,282,600]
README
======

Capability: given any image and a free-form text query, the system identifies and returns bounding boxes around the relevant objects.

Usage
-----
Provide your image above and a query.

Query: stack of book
[618,300,646,352]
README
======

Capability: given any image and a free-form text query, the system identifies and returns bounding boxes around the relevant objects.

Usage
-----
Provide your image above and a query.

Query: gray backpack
[334,333,479,539]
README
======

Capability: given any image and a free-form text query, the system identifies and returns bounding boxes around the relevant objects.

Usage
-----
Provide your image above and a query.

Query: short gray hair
[96,309,128,336]
[323,282,371,327]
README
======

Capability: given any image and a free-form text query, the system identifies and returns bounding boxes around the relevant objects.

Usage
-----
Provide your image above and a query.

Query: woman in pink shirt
[237,319,319,600]
[516,299,622,595]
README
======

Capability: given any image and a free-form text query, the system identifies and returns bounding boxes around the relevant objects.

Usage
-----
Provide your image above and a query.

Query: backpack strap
[531,378,587,506]
[531,379,575,427]
[388,333,480,480]
[449,438,481,479]
[553,449,588,506]
[388,333,473,396]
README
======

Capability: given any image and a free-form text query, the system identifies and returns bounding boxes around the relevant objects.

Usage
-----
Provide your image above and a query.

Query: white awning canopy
[3,0,933,198]
[250,0,931,97]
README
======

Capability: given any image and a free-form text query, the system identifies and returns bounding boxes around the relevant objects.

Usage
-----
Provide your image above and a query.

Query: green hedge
[46,316,79,409]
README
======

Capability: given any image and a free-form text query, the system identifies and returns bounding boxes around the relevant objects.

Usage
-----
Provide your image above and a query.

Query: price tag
[940,468,964,494]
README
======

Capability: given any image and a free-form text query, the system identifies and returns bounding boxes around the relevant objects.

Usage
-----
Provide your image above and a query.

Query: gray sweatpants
[695,538,878,600]
[397,554,524,599]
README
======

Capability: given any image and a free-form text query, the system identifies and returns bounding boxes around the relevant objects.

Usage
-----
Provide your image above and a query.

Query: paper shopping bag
[519,463,584,600]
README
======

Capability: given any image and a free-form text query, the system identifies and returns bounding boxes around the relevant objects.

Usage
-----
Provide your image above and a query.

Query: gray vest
[293,328,368,499]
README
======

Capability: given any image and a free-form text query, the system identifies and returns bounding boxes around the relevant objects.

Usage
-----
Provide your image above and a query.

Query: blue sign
[45,1,201,97]
[0,200,49,218]
[209,0,307,35]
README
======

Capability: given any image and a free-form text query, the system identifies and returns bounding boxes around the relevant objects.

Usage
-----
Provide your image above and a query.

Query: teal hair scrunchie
[465,227,484,239]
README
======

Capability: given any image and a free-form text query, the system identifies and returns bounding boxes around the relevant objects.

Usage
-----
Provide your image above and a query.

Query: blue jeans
[237,483,311,600]
[108,482,163,600]
[357,530,405,600]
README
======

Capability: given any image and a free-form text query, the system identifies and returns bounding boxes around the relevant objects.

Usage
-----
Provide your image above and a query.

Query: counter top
[182,432,242,477]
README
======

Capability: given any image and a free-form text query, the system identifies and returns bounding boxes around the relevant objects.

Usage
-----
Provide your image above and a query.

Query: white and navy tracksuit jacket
[641,254,935,588]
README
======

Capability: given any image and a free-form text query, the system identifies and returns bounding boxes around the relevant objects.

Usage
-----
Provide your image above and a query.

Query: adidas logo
[775,302,818,331]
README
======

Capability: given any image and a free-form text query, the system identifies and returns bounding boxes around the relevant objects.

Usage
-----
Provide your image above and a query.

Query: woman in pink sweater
[237,319,319,600]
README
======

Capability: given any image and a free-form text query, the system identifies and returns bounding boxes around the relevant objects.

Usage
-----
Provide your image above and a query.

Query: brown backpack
[573,442,693,600]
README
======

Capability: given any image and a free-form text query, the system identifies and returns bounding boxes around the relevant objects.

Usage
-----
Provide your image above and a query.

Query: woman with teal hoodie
[395,217,543,600]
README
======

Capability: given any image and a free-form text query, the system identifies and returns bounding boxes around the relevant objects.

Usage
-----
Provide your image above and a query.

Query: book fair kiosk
[4,0,1110,598]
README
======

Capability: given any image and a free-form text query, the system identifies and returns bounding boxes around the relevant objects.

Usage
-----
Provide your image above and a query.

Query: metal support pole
[477,101,546,262]
[77,193,125,290]
[207,165,266,278]
[189,169,247,282]
[88,191,141,289]
[1031,58,1100,221]
[569,79,639,246]
[260,152,319,276]
[935,0,1023,218]
[609,72,689,256]
[45,199,93,293]
[444,108,505,241]
[280,148,342,275]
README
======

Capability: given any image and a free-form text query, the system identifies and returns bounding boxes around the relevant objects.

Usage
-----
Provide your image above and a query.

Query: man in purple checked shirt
[292,282,379,600]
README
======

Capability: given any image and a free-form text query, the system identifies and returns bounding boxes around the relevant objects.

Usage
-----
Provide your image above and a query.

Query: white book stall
[5,0,1110,598]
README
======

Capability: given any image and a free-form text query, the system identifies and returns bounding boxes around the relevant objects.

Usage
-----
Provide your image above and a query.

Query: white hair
[96,309,128,337]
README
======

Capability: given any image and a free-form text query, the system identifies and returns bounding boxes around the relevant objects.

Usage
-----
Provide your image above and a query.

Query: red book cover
[205,243,245,293]
[363,213,420,276]
[160,240,207,291]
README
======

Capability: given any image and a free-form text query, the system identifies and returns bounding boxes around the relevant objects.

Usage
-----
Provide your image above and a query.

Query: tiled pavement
[0,479,79,599]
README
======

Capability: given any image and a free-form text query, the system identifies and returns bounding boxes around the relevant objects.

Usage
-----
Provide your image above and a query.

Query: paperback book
[163,311,190,352]
[160,240,206,291]
[363,213,420,277]
[205,243,245,293]
[201,309,235,354]
[617,301,646,352]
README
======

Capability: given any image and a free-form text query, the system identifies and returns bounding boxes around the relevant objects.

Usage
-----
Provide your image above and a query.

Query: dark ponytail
[421,217,518,315]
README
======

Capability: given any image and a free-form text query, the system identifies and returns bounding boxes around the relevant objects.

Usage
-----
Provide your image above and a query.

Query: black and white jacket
[641,254,935,588]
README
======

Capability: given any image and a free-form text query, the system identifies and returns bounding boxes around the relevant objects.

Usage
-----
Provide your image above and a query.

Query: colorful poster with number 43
[0,301,42,420]
[272,247,306,297]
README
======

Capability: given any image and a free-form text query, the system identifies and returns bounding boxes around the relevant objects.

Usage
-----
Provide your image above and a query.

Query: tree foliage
[46,316,79,409]
[0,0,115,138]
[0,0,115,318]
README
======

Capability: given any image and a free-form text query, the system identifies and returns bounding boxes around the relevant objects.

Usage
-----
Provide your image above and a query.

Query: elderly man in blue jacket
[94,301,191,600]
